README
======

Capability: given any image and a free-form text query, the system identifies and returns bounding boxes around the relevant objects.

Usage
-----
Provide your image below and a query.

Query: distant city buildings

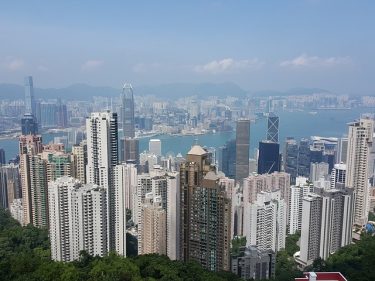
[235,119,250,182]
[121,83,135,138]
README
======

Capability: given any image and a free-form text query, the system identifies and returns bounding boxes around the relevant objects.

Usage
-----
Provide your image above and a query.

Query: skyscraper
[48,177,108,262]
[284,138,298,184]
[258,141,280,174]
[0,148,5,165]
[267,113,279,143]
[21,113,38,135]
[330,163,346,189]
[121,84,135,138]
[218,139,236,179]
[310,162,329,182]
[346,118,374,226]
[149,139,162,156]
[71,141,87,184]
[180,145,231,271]
[86,111,118,250]
[235,119,250,182]
[119,137,139,164]
[297,139,311,178]
[24,76,35,116]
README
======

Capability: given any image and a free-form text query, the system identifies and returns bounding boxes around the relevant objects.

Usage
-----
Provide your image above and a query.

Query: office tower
[24,76,36,116]
[258,141,280,174]
[244,190,286,252]
[310,162,329,182]
[337,137,348,164]
[113,163,137,256]
[21,113,38,135]
[56,98,68,128]
[149,139,162,156]
[72,141,87,184]
[40,102,58,128]
[180,145,231,271]
[19,135,45,226]
[330,163,346,189]
[288,177,314,234]
[285,138,298,184]
[346,118,374,226]
[235,119,250,182]
[267,113,279,143]
[121,83,135,138]
[218,139,236,179]
[10,199,23,224]
[86,111,118,250]
[0,148,5,165]
[231,246,275,280]
[139,194,166,255]
[298,188,354,266]
[166,172,180,260]
[297,139,311,178]
[48,177,108,262]
[120,137,139,164]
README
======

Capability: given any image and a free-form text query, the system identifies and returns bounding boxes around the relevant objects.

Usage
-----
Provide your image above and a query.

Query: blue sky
[0,0,374,94]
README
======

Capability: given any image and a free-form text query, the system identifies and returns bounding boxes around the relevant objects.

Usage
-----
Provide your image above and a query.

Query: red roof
[295,272,347,281]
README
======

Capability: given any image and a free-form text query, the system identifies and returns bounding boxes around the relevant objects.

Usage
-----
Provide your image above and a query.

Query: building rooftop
[187,145,207,156]
[295,272,347,281]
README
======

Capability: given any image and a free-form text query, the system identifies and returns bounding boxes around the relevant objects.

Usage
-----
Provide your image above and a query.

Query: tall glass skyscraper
[235,119,250,182]
[121,84,135,138]
[267,113,279,143]
[24,76,35,116]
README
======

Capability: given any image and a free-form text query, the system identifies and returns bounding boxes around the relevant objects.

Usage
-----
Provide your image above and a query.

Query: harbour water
[1,108,374,162]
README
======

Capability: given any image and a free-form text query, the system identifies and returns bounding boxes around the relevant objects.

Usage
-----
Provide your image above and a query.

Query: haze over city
[0,0,375,95]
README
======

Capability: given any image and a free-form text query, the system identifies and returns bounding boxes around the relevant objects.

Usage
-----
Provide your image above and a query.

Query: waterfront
[1,107,374,162]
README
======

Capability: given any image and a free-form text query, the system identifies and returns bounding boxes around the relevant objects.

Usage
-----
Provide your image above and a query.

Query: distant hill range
[0,82,332,101]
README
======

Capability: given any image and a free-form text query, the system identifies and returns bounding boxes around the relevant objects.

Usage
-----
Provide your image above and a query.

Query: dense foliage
[0,209,241,281]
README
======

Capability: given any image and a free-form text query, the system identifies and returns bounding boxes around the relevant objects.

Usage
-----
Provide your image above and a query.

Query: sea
[1,107,374,162]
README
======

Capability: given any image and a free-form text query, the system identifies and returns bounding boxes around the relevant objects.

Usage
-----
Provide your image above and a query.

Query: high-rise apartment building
[166,172,180,260]
[235,119,250,182]
[48,177,108,261]
[298,188,354,266]
[244,190,286,252]
[0,163,21,209]
[310,162,329,182]
[121,83,135,138]
[330,163,346,189]
[139,194,166,255]
[180,145,231,271]
[72,141,87,184]
[337,137,348,164]
[86,111,118,250]
[346,118,374,226]
[267,113,279,143]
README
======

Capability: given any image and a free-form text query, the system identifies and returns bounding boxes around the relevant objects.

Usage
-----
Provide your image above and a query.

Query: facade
[218,139,236,179]
[231,246,275,280]
[21,113,38,135]
[149,139,162,156]
[139,194,166,255]
[330,163,346,189]
[244,190,286,252]
[48,177,108,261]
[72,141,87,184]
[120,137,139,164]
[298,139,311,178]
[258,141,280,174]
[166,172,180,260]
[284,138,299,184]
[267,113,279,143]
[337,137,348,164]
[0,148,4,165]
[310,162,329,182]
[346,118,374,226]
[86,111,118,250]
[288,177,314,234]
[298,188,354,266]
[121,83,135,138]
[113,163,137,256]
[180,145,231,271]
[0,164,21,209]
[24,76,36,116]
[235,119,250,182]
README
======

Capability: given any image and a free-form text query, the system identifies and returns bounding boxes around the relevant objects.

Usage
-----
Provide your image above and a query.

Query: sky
[0,0,374,95]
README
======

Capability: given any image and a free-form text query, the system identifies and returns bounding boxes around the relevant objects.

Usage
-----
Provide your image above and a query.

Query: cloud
[3,58,25,71]
[194,58,264,74]
[81,60,103,71]
[133,62,162,73]
[280,54,351,67]
[37,65,48,72]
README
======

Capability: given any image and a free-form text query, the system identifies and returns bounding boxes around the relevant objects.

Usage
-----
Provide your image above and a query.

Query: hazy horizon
[1,1,374,95]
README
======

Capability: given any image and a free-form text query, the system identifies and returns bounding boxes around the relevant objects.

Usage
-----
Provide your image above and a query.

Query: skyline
[0,1,374,95]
